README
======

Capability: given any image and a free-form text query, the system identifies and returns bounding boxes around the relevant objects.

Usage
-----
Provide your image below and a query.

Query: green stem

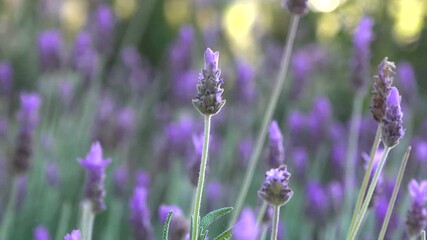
[80,200,95,240]
[348,125,382,232]
[378,146,411,240]
[191,115,212,240]
[344,92,365,210]
[271,206,280,240]
[260,225,268,240]
[421,230,426,240]
[256,202,268,226]
[0,177,19,240]
[348,146,391,239]
[230,15,300,225]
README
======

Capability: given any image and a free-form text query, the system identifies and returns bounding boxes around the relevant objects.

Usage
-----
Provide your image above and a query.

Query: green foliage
[162,210,174,240]
[200,207,233,229]
[213,228,233,240]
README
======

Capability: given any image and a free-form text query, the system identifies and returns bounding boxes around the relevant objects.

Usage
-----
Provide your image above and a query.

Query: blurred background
[0,0,427,239]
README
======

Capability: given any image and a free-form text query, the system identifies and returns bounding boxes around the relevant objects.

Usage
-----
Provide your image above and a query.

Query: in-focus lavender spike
[381,87,405,148]
[370,58,396,122]
[258,165,293,207]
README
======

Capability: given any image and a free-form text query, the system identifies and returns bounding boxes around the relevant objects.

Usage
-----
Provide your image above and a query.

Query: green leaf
[189,216,194,240]
[162,210,174,240]
[213,228,233,240]
[200,207,233,229]
[198,229,208,240]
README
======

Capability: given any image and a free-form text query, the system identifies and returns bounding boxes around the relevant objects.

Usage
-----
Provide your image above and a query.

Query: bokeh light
[389,0,425,44]
[309,0,341,13]
[60,0,87,34]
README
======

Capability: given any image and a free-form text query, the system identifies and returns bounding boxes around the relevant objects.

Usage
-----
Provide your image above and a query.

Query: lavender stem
[0,177,19,240]
[191,115,211,240]
[344,91,365,214]
[260,225,268,240]
[422,230,426,240]
[349,125,381,231]
[230,15,300,225]
[80,200,95,240]
[271,206,280,240]
[378,146,411,240]
[348,146,391,239]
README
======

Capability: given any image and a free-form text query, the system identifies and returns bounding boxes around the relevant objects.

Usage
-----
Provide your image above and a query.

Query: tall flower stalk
[190,48,225,240]
[230,14,301,225]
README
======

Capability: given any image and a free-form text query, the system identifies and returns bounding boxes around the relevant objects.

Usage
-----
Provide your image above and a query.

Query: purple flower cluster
[64,230,80,240]
[78,142,111,213]
[0,61,12,95]
[33,226,51,240]
[37,29,62,72]
[406,179,427,238]
[381,87,405,148]
[159,205,189,239]
[258,165,293,207]
[268,120,285,168]
[193,48,226,116]
[233,207,259,240]
[370,58,396,122]
[129,187,154,240]
[12,93,42,174]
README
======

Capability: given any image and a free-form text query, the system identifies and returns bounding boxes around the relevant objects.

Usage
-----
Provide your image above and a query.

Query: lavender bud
[370,57,396,122]
[268,120,285,168]
[78,142,112,213]
[258,165,293,207]
[350,17,374,92]
[130,187,154,240]
[406,179,427,238]
[34,226,51,240]
[283,0,308,15]
[0,61,12,95]
[159,205,189,240]
[192,48,226,116]
[37,30,62,71]
[12,93,42,174]
[64,230,80,240]
[233,207,259,240]
[381,87,405,148]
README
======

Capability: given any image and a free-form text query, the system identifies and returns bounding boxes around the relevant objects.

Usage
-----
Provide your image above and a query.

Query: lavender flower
[159,205,189,240]
[350,17,374,92]
[283,0,308,15]
[45,161,60,187]
[371,58,396,122]
[233,207,259,240]
[71,31,99,82]
[135,170,150,189]
[406,179,427,238]
[92,4,115,53]
[64,230,80,240]
[305,181,329,225]
[78,142,111,213]
[0,61,12,95]
[268,120,285,168]
[292,147,308,179]
[397,62,417,105]
[33,225,51,240]
[130,187,154,240]
[235,62,256,102]
[113,165,129,196]
[258,165,293,207]
[375,196,398,238]
[327,181,343,216]
[381,87,405,148]
[12,93,41,174]
[193,48,226,116]
[169,25,194,74]
[37,30,62,71]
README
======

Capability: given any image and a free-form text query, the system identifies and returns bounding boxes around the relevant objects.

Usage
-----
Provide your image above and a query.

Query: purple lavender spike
[258,165,293,207]
[305,181,329,225]
[12,93,42,174]
[45,161,60,187]
[92,4,115,53]
[381,87,405,148]
[37,30,62,71]
[34,226,51,240]
[169,25,194,74]
[268,120,285,168]
[113,165,129,197]
[129,187,154,240]
[0,61,12,95]
[375,196,398,238]
[64,230,80,240]
[292,147,308,179]
[71,32,99,82]
[235,62,256,102]
[233,207,259,240]
[238,138,253,167]
[327,181,343,216]
[397,62,417,105]
[158,204,189,240]
[135,169,150,189]
[406,179,427,238]
[371,58,396,122]
[350,17,374,92]
[78,142,111,213]
[173,70,199,102]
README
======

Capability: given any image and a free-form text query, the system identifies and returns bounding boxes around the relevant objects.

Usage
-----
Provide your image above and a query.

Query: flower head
[78,142,111,213]
[258,165,293,207]
[64,230,80,240]
[130,187,154,240]
[283,0,308,15]
[381,87,405,148]
[192,48,226,116]
[371,58,396,122]
[37,29,62,71]
[406,179,427,238]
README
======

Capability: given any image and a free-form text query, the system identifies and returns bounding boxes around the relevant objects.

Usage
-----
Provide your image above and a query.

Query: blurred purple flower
[233,207,259,240]
[187,133,204,186]
[327,181,343,216]
[64,230,80,240]
[34,226,51,240]
[92,4,115,53]
[159,204,189,240]
[13,93,42,174]
[207,180,224,210]
[135,170,150,189]
[37,30,62,71]
[305,181,329,225]
[120,47,149,92]
[0,61,12,95]
[375,197,398,238]
[165,116,195,154]
[362,149,384,207]
[268,120,285,168]
[159,204,183,223]
[71,32,99,82]
[129,187,154,240]
[235,62,256,102]
[45,161,60,187]
[397,62,417,105]
[113,165,129,197]
[238,138,253,167]
[169,25,194,74]
[291,147,308,179]
[406,179,427,238]
[173,70,199,102]
[414,140,427,163]
[78,142,111,213]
